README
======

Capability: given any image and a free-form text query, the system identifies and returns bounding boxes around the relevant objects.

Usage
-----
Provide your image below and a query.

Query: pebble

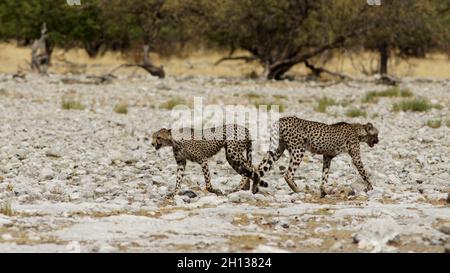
[40,168,54,180]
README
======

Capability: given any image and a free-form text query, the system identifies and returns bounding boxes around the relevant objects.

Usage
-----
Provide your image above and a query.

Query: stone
[40,168,54,180]
[0,216,13,227]
[438,226,450,235]
[180,190,197,199]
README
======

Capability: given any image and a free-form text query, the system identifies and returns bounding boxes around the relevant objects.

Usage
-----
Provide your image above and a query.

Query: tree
[362,0,450,75]
[184,0,373,80]
[99,0,186,78]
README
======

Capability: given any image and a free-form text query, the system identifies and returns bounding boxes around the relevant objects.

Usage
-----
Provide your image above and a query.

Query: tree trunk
[267,62,296,80]
[141,44,165,78]
[31,23,51,73]
[379,42,389,75]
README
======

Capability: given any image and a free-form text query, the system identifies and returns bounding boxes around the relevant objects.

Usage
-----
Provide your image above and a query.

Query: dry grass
[61,98,85,110]
[0,201,13,216]
[159,97,188,110]
[1,43,449,79]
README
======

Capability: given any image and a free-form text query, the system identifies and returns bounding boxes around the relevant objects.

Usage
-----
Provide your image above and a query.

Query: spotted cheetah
[253,116,379,196]
[151,124,265,196]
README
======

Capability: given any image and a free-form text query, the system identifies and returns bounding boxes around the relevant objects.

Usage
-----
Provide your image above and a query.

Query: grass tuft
[0,201,13,216]
[345,108,367,118]
[160,97,188,110]
[244,92,261,99]
[392,98,433,112]
[363,87,413,103]
[315,97,336,113]
[426,119,441,129]
[61,98,85,110]
[114,101,129,114]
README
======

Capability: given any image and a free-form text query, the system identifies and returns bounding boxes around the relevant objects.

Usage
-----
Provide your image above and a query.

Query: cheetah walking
[253,116,379,196]
[151,124,265,196]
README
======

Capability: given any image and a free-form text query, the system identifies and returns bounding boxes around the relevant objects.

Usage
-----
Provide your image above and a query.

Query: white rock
[353,217,400,253]
[195,195,226,206]
[330,242,344,251]
[0,216,13,227]
[227,191,253,203]
[282,239,296,248]
[40,168,54,180]
[1,233,14,241]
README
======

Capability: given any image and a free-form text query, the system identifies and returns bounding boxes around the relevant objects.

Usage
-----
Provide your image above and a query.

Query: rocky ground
[0,73,449,253]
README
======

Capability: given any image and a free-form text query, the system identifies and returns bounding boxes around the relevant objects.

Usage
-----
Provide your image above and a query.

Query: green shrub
[114,101,129,114]
[345,108,367,118]
[426,120,441,129]
[392,98,432,112]
[363,87,413,103]
[61,98,85,110]
[315,97,336,113]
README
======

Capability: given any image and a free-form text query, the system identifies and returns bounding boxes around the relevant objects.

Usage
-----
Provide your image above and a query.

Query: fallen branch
[304,60,352,80]
[214,56,257,66]
[109,63,165,78]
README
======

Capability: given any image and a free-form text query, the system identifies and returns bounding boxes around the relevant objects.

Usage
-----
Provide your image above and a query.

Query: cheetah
[253,116,379,196]
[151,124,266,196]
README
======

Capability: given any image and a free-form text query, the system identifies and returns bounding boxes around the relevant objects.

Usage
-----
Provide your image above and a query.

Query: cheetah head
[151,128,172,150]
[357,123,379,147]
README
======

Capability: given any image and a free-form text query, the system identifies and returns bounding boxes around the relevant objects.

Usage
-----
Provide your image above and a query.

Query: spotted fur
[151,124,265,196]
[255,116,379,196]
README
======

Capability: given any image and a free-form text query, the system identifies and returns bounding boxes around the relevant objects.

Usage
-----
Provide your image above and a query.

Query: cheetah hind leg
[283,149,304,193]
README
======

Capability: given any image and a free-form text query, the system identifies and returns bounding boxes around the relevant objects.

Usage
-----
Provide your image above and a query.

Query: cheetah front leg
[348,144,373,192]
[200,161,223,196]
[283,148,304,193]
[320,155,333,198]
[167,159,186,198]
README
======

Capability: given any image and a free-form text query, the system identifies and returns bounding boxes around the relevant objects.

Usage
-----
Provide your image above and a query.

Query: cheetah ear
[365,123,373,130]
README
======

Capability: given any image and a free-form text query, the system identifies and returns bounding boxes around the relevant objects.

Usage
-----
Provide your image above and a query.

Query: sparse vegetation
[61,98,85,110]
[345,108,367,118]
[253,100,285,112]
[447,120,450,128]
[244,92,261,99]
[0,201,13,216]
[362,87,413,103]
[114,101,129,114]
[315,97,336,113]
[160,97,188,110]
[273,94,287,100]
[392,98,433,112]
[426,119,441,129]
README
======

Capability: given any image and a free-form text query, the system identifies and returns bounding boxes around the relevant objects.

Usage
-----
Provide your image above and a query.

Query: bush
[392,98,432,112]
[114,101,129,114]
[315,97,336,113]
[160,97,188,110]
[345,108,367,118]
[362,87,413,103]
[426,120,441,129]
[61,99,85,110]
[244,92,261,99]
